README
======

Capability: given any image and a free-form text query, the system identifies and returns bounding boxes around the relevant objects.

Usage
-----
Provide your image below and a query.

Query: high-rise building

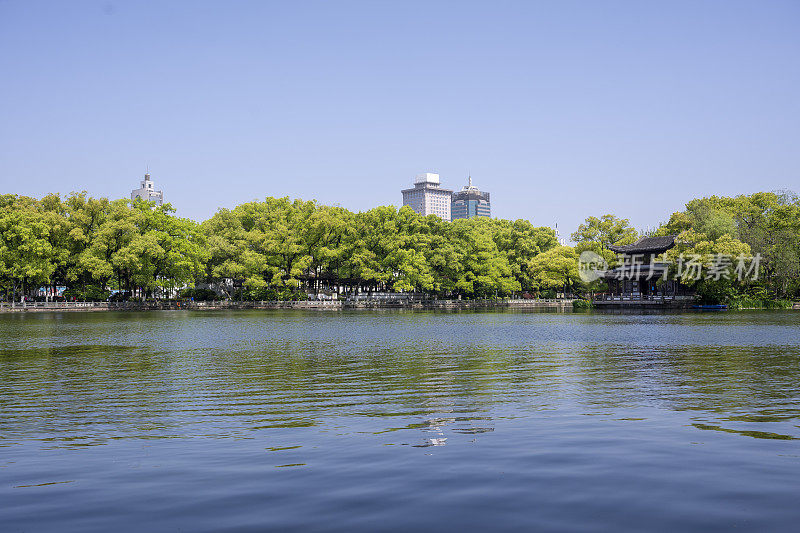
[131,172,164,206]
[401,172,452,220]
[450,176,490,219]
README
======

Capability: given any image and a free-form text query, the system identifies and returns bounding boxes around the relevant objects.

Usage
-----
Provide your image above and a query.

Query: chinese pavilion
[600,235,693,301]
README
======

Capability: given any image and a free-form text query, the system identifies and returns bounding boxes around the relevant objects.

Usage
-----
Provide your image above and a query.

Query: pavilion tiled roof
[607,235,676,254]
[602,263,670,279]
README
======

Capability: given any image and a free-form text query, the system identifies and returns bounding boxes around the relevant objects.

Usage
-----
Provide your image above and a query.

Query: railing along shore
[593,295,696,302]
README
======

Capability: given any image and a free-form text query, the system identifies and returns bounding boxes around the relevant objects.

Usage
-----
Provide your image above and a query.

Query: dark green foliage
[694,280,739,305]
[232,286,308,301]
[62,285,110,301]
[179,287,218,301]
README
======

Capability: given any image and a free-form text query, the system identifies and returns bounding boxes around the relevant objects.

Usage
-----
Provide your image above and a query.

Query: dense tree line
[658,191,800,303]
[0,194,205,301]
[1,190,797,303]
[571,191,800,304]
[0,194,558,301]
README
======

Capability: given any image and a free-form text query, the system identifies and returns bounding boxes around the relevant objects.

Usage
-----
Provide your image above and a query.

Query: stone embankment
[0,299,575,313]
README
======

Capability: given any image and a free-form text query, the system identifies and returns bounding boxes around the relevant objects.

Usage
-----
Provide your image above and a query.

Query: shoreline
[0,299,576,313]
[2,299,796,314]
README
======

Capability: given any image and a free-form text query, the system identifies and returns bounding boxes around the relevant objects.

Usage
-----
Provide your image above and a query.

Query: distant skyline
[1,0,798,237]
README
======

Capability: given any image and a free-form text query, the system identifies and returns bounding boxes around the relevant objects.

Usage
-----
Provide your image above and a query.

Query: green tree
[0,198,56,300]
[529,246,581,296]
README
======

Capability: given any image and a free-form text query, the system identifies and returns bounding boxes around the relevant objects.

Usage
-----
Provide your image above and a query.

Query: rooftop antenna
[468,173,472,188]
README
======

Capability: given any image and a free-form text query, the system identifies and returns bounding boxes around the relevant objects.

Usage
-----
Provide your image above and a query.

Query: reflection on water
[1,310,799,531]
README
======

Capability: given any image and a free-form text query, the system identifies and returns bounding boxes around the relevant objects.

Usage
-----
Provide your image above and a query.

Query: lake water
[1,310,799,532]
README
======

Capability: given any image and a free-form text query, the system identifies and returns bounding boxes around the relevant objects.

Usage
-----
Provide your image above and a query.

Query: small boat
[692,304,728,310]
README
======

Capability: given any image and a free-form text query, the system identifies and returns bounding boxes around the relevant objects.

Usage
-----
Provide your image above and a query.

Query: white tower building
[131,172,164,206]
[401,172,452,220]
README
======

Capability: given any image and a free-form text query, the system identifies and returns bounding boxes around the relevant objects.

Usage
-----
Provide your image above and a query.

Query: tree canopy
[0,193,559,300]
[199,201,557,299]
[0,193,207,300]
[657,191,800,301]
[1,189,797,303]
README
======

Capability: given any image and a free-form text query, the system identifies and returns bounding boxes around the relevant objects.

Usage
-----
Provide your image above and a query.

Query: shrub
[764,299,792,309]
[572,299,592,309]
[728,296,792,309]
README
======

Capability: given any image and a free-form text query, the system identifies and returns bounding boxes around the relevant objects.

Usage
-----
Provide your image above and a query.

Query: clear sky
[1,0,798,237]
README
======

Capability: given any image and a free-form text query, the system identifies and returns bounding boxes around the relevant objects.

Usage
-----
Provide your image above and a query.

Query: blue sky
[1,0,798,236]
